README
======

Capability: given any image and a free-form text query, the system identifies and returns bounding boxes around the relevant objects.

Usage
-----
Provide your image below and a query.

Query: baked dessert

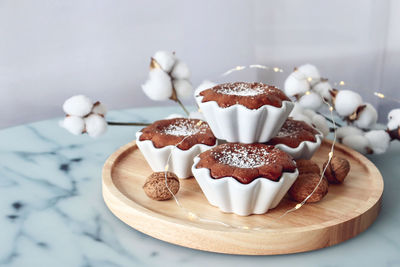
[192,143,299,216]
[267,118,323,159]
[195,82,294,143]
[136,118,217,178]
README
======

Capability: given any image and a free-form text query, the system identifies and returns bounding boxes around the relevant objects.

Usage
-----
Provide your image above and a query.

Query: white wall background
[0,0,399,128]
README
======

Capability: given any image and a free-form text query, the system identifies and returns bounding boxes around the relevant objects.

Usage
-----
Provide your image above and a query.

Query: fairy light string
[159,63,393,229]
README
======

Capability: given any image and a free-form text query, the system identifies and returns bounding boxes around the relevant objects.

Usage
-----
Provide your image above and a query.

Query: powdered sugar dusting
[162,119,207,136]
[215,82,267,96]
[212,144,277,168]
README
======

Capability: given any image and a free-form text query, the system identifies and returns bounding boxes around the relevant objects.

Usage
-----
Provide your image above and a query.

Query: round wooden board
[102,140,383,255]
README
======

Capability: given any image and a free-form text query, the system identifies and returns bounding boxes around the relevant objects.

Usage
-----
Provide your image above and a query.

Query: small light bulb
[305,91,311,95]
[295,204,302,209]
[329,151,333,158]
[307,77,313,82]
[339,81,345,86]
[329,106,334,112]
[374,92,385,99]
[165,164,169,171]
[273,67,280,72]
[188,212,197,221]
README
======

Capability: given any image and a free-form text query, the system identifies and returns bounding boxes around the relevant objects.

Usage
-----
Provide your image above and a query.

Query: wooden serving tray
[102,140,383,255]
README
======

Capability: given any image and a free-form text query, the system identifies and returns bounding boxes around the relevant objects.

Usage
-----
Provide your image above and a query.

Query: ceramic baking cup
[136,132,216,179]
[196,95,294,143]
[274,131,324,160]
[192,156,299,216]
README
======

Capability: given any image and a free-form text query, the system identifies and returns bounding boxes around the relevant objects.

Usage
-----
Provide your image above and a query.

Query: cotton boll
[91,102,107,116]
[334,90,363,116]
[152,51,176,72]
[387,109,400,130]
[353,103,377,129]
[63,95,93,117]
[142,68,173,101]
[84,114,107,137]
[284,72,310,97]
[194,80,216,96]
[336,126,364,140]
[171,61,190,80]
[189,111,206,121]
[364,130,390,154]
[165,113,185,119]
[312,114,329,137]
[291,113,312,125]
[313,81,332,101]
[60,116,85,135]
[173,79,193,98]
[289,103,305,118]
[342,134,370,154]
[297,64,320,85]
[298,92,323,110]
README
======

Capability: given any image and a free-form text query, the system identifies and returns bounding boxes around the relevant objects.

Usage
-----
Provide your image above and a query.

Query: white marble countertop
[1,106,399,267]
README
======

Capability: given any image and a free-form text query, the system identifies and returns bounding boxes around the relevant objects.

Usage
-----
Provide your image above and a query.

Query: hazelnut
[295,159,320,175]
[289,173,329,203]
[323,156,350,184]
[143,172,180,201]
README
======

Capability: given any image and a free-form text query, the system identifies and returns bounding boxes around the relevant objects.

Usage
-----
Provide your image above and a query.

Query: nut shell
[295,159,320,175]
[289,173,329,203]
[143,172,180,201]
[323,156,350,184]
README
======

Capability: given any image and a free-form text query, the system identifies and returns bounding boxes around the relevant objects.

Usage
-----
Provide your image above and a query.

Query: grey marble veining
[0,106,399,267]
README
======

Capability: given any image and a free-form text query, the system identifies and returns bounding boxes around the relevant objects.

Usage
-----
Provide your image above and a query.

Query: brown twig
[107,121,151,126]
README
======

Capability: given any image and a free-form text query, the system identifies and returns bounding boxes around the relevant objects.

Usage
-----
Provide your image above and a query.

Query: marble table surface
[1,106,400,267]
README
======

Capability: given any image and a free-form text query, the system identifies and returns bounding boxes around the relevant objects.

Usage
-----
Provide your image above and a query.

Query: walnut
[295,159,320,175]
[143,172,180,201]
[289,173,329,203]
[323,156,350,184]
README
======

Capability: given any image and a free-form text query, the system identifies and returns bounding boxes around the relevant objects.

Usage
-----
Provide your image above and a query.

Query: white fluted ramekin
[136,131,217,179]
[274,131,323,160]
[192,156,299,216]
[195,95,294,143]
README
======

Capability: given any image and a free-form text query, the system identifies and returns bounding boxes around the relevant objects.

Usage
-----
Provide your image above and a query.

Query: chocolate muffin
[199,82,291,109]
[139,118,216,150]
[136,118,217,179]
[268,118,320,148]
[195,143,296,184]
[192,143,299,216]
[267,118,323,160]
[195,82,294,143]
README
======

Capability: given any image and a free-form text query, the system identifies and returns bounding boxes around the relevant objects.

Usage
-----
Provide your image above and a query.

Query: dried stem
[107,121,151,126]
[316,112,343,128]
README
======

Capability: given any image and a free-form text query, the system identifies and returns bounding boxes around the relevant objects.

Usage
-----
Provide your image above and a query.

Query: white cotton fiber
[60,116,85,135]
[313,81,332,101]
[142,68,173,101]
[353,103,377,129]
[298,92,323,110]
[84,114,107,137]
[63,95,93,117]
[284,72,310,97]
[342,134,370,154]
[153,51,176,72]
[364,130,390,154]
[91,102,107,116]
[387,109,400,130]
[336,126,364,140]
[334,90,363,116]
[312,114,329,137]
[297,64,320,85]
[173,79,193,98]
[171,61,190,80]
